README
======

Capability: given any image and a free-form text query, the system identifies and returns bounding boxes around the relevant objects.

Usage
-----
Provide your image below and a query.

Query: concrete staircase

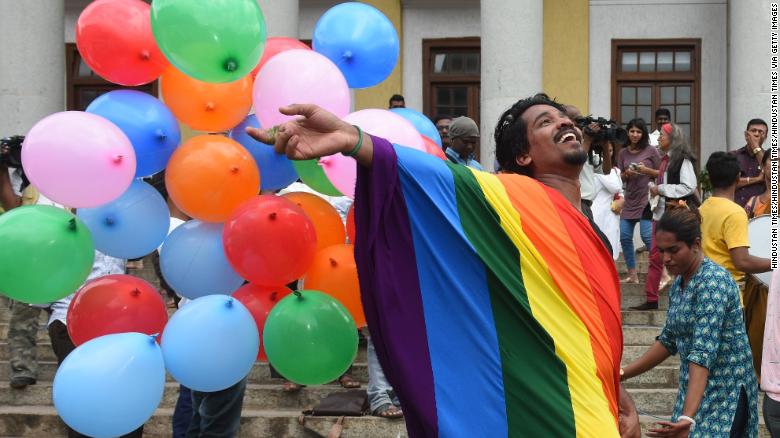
[0,253,768,437]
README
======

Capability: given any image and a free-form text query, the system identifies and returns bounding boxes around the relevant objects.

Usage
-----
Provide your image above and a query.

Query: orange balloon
[346,205,355,244]
[160,66,252,132]
[283,192,346,252]
[166,135,260,222]
[422,135,447,160]
[304,244,365,327]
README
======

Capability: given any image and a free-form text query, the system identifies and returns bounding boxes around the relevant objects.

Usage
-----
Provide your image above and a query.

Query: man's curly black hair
[494,93,566,176]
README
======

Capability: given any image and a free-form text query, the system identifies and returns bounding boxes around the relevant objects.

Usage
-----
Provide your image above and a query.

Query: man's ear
[515,154,532,169]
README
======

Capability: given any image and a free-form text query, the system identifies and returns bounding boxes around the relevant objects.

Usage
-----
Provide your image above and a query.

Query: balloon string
[294,290,303,299]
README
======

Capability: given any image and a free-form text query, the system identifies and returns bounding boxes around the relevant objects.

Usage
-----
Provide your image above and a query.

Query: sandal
[282,381,303,392]
[620,277,639,284]
[372,403,403,419]
[338,375,361,389]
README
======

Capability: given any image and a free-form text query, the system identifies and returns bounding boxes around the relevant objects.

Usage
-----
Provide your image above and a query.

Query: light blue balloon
[160,220,244,299]
[86,90,181,178]
[162,295,259,392]
[390,107,443,147]
[53,332,165,438]
[313,2,399,88]
[77,180,170,259]
[228,115,297,191]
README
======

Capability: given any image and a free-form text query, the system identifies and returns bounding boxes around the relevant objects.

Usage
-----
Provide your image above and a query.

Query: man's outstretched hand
[245,104,360,160]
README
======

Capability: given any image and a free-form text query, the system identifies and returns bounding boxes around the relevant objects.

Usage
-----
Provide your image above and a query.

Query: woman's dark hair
[705,151,740,189]
[625,118,650,149]
[494,93,566,176]
[657,206,702,247]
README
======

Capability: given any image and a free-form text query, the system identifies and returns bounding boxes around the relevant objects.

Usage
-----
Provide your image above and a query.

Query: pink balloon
[22,112,136,208]
[320,110,426,199]
[253,49,351,128]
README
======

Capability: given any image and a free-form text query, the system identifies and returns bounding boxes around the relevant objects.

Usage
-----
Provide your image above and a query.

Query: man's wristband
[342,125,363,157]
[753,147,763,155]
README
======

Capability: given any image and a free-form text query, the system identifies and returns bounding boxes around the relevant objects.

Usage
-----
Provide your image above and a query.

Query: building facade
[0,0,772,168]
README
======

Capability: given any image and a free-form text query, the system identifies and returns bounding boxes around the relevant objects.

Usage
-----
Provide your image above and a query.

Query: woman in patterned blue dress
[621,208,758,437]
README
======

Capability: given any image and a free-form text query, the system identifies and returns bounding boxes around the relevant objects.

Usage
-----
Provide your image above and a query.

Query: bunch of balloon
[263,291,358,385]
[303,244,366,328]
[231,284,292,361]
[223,196,317,287]
[67,275,168,346]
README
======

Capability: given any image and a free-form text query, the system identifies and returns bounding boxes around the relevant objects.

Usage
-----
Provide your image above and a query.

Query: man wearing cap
[445,116,483,170]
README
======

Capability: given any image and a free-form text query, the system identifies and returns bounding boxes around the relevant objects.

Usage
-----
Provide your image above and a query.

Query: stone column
[256,0,299,37]
[728,0,772,149]
[480,0,543,168]
[0,0,65,136]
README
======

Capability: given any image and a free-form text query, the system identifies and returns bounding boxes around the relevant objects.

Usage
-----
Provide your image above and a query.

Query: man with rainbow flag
[249,94,639,438]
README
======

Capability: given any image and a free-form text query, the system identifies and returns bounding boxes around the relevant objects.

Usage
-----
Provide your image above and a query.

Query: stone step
[622,310,667,327]
[0,361,370,385]
[0,406,408,438]
[623,326,662,346]
[621,366,678,389]
[0,343,57,361]
[622,295,668,310]
[0,323,49,341]
[622,345,679,366]
[632,389,766,417]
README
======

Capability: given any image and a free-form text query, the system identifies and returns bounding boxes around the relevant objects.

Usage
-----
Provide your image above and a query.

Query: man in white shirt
[648,108,671,147]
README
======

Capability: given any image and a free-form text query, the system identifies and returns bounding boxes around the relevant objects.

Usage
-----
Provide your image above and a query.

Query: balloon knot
[140,50,151,60]
[270,291,278,301]
[205,102,216,111]
[230,165,240,174]
[104,215,116,226]
[342,50,353,60]
[130,288,141,297]
[67,218,77,231]
[329,257,338,267]
[224,59,238,72]
[269,212,277,220]
[148,334,159,344]
[225,297,234,308]
[112,155,123,163]
[155,129,167,140]
[294,290,303,299]
[319,157,330,166]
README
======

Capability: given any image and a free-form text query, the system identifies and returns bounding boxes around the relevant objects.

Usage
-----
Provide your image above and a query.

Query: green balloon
[264,290,358,385]
[151,0,266,83]
[292,160,344,197]
[0,206,94,304]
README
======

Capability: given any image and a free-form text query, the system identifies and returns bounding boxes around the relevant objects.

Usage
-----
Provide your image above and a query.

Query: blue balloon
[160,220,244,299]
[78,180,170,259]
[313,2,399,88]
[53,333,165,438]
[86,90,181,177]
[162,295,259,392]
[229,115,297,191]
[390,107,443,147]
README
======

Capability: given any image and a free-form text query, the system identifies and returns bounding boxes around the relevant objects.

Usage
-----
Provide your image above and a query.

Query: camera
[574,116,629,152]
[0,135,24,169]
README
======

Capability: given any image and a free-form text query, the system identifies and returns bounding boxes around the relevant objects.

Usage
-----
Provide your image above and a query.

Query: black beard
[563,150,588,166]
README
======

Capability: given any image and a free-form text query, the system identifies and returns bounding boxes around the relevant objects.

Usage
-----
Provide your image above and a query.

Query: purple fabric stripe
[354,135,438,438]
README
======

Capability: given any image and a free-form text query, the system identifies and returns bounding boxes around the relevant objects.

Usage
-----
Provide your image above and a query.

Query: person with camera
[1,136,55,389]
[617,119,661,293]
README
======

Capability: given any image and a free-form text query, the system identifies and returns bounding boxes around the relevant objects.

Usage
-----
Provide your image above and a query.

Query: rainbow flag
[354,137,623,437]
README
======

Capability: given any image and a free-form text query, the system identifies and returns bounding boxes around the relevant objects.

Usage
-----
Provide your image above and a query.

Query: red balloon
[223,195,317,286]
[232,283,291,361]
[67,274,168,346]
[250,37,311,79]
[422,136,447,160]
[346,205,356,244]
[76,0,169,86]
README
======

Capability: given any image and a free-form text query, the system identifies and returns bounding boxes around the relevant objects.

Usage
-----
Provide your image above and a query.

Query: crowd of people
[0,90,776,437]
